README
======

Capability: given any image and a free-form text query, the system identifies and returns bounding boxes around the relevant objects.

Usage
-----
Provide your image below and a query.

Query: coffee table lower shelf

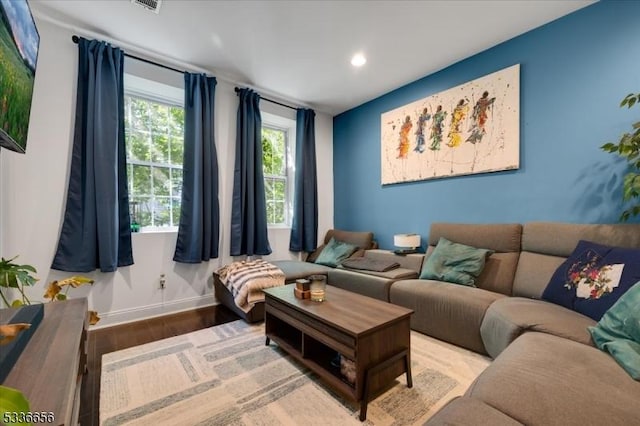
[265,306,412,421]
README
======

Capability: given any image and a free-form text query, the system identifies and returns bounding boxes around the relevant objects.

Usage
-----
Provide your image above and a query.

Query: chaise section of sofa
[390,223,523,354]
[462,332,640,426]
[328,249,424,301]
[480,222,640,358]
[271,229,376,282]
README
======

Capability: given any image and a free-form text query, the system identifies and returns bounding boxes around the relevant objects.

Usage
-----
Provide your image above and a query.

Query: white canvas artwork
[381,64,520,185]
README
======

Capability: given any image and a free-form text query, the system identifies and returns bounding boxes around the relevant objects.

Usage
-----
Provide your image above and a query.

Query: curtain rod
[234,87,297,111]
[72,35,184,74]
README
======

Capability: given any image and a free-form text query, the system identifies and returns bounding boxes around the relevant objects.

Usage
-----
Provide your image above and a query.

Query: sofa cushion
[390,279,506,354]
[314,237,358,267]
[269,260,332,282]
[427,223,522,296]
[513,222,640,298]
[328,268,411,301]
[480,297,596,358]
[425,396,523,426]
[323,229,374,249]
[589,281,640,380]
[541,240,640,320]
[420,237,493,286]
[466,332,640,425]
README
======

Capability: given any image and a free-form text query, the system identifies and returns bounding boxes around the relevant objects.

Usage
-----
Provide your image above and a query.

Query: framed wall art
[381,64,520,185]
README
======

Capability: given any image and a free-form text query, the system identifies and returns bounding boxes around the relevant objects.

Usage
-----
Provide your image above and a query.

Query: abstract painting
[381,64,520,185]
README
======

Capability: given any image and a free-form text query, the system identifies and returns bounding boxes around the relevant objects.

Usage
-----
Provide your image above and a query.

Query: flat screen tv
[0,0,39,154]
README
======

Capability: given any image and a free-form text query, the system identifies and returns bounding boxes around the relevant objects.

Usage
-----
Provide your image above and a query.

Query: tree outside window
[125,95,184,230]
[262,125,288,226]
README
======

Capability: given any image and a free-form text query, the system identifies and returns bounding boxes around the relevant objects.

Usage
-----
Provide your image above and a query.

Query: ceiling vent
[130,0,162,14]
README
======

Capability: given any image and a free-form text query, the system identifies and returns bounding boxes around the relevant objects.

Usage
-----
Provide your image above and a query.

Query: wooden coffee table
[263,284,413,421]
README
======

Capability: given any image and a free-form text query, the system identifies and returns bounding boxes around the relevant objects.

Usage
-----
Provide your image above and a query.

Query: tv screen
[0,0,39,154]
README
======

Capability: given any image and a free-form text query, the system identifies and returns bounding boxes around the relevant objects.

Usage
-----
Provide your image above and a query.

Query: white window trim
[124,73,184,233]
[262,111,296,228]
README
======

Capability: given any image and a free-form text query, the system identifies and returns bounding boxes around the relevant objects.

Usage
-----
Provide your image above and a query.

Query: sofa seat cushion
[467,332,640,426]
[425,396,523,425]
[328,268,414,301]
[270,260,332,282]
[480,297,596,358]
[390,280,506,354]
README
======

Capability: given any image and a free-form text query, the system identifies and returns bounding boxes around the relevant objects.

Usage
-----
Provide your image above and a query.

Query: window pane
[274,200,285,225]
[169,106,184,135]
[151,133,169,163]
[128,131,151,162]
[131,196,152,227]
[273,179,285,204]
[153,167,171,196]
[171,168,183,197]
[171,197,181,225]
[169,136,183,166]
[129,97,150,131]
[149,103,169,134]
[153,197,171,227]
[131,165,151,195]
[262,127,285,176]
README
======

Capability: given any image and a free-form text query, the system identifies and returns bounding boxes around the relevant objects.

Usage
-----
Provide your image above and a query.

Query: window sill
[132,227,179,235]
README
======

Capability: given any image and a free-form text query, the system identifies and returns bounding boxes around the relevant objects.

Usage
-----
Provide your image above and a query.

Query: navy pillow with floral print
[542,240,640,321]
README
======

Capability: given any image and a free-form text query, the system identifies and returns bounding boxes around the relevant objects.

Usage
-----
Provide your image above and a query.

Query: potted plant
[601,92,640,221]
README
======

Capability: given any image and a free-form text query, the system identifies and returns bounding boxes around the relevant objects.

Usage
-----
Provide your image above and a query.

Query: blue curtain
[52,38,133,272]
[230,89,272,256]
[173,73,219,263]
[289,109,318,252]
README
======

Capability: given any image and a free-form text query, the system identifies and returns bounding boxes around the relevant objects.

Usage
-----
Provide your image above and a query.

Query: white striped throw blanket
[216,260,285,312]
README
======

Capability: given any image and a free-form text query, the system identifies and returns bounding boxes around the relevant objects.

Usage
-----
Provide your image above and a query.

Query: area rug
[100,320,490,425]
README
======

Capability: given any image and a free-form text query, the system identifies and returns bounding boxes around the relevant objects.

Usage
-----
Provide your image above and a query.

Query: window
[262,113,295,227]
[124,77,184,232]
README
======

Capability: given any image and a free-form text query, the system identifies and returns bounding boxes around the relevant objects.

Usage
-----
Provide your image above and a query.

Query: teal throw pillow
[419,237,494,286]
[314,237,358,267]
[588,281,640,380]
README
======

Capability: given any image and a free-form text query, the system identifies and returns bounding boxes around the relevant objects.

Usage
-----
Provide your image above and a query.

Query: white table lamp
[393,233,421,254]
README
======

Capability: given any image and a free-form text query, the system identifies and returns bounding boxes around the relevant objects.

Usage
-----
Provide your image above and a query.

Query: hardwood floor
[79,304,241,426]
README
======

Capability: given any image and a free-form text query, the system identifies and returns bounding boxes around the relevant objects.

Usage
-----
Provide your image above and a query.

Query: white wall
[0,18,334,327]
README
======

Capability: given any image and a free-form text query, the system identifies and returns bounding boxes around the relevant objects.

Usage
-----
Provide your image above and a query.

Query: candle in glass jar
[308,275,326,302]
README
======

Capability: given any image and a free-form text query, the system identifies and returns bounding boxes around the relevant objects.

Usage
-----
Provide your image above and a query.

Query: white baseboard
[91,295,217,329]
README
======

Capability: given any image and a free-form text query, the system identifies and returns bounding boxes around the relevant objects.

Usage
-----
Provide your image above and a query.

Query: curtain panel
[52,38,133,272]
[289,108,318,252]
[230,89,272,256]
[173,73,220,263]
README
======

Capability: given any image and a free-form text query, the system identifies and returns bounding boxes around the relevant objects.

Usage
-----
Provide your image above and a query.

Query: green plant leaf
[628,97,637,108]
[10,300,24,307]
[56,293,67,301]
[0,385,31,426]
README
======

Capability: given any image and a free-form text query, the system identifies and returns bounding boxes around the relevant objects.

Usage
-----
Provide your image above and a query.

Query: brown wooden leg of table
[359,349,410,421]
[405,352,413,388]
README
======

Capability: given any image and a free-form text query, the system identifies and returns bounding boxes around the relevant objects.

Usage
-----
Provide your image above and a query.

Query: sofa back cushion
[513,222,640,299]
[427,223,522,295]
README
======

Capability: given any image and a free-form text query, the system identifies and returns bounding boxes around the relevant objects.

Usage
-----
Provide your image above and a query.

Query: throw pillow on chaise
[314,237,358,268]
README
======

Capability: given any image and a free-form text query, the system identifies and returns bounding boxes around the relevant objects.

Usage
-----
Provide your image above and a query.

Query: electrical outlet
[159,274,166,289]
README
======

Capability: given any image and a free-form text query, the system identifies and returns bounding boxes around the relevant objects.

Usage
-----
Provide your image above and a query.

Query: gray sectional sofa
[274,222,640,425]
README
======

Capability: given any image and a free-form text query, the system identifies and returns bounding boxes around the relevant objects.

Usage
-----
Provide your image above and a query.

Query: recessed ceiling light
[351,53,366,67]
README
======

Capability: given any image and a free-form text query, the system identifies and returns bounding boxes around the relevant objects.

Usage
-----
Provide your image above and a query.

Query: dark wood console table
[263,285,413,421]
[3,298,88,426]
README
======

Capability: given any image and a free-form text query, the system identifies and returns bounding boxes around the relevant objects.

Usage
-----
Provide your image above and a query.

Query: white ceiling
[30,0,594,115]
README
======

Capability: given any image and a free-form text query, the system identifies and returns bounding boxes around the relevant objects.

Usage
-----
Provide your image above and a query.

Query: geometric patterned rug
[100,320,490,425]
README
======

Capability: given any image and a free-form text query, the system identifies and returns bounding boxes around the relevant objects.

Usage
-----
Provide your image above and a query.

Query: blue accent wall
[333,1,640,250]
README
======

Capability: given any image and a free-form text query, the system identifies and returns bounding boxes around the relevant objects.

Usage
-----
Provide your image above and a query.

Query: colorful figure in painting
[413,108,431,153]
[428,105,447,151]
[397,115,412,159]
[466,91,496,144]
[447,99,469,148]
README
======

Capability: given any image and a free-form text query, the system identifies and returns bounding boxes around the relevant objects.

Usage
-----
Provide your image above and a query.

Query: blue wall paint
[333,1,640,250]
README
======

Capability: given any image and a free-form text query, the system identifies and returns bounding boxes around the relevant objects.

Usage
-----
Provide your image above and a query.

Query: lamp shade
[394,233,420,248]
